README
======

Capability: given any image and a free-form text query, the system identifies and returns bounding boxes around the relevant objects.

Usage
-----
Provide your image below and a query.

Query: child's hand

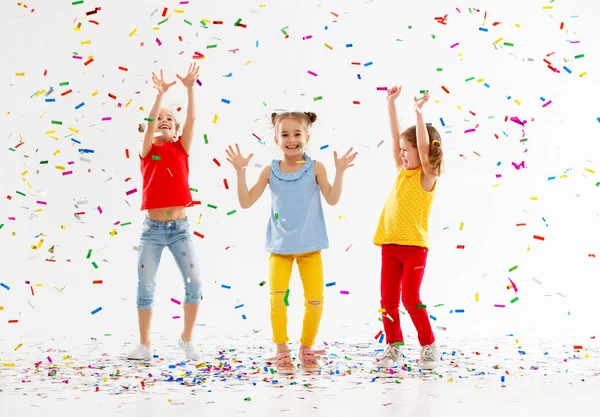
[152,70,177,95]
[414,91,430,113]
[226,144,254,172]
[176,63,200,89]
[334,148,358,172]
[387,85,402,101]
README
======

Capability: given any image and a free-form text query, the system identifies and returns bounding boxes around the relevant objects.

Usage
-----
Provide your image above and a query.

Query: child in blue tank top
[225,111,357,374]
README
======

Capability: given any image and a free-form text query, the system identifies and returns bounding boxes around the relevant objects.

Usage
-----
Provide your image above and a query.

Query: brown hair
[401,125,444,176]
[138,109,180,133]
[271,111,317,133]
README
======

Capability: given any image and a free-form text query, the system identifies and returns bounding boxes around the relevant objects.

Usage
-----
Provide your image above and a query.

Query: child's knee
[270,290,288,310]
[305,300,323,310]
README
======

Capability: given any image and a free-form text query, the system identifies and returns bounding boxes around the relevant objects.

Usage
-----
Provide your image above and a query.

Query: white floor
[1,328,598,417]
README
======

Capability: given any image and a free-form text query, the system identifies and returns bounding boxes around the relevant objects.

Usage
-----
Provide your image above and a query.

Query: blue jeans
[136,217,203,310]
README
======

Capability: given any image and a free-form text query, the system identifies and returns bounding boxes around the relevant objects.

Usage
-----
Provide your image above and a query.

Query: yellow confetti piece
[324,43,333,50]
[1,306,5,310]
[475,293,479,302]
[52,150,60,156]
[245,60,252,65]
[198,214,202,224]
[459,222,464,231]
[559,174,568,179]
[202,18,212,23]
[45,130,55,135]
[40,111,47,119]
[579,72,587,78]
[3,363,15,367]
[49,136,59,141]
[515,99,521,106]
[174,9,184,13]
[542,6,552,9]
[457,105,462,110]
[476,78,484,83]
[15,72,25,76]
[129,28,137,37]
[125,98,132,107]
[21,170,28,176]
[35,90,46,97]
[69,127,79,133]
[530,196,538,200]
[81,40,91,45]
[515,24,521,28]
[494,37,503,44]
[448,377,454,382]
[153,27,160,31]
[139,106,145,111]
[584,168,596,174]
[212,114,219,124]
[492,184,500,188]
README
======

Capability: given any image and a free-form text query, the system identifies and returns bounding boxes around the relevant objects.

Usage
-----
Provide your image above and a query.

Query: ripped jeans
[269,251,324,347]
[136,217,203,310]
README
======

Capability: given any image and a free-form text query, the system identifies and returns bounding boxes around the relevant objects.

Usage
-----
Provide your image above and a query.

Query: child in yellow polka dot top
[372,86,444,371]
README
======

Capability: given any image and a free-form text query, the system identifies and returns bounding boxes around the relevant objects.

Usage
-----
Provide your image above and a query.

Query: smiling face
[399,137,421,170]
[154,109,177,143]
[274,117,310,157]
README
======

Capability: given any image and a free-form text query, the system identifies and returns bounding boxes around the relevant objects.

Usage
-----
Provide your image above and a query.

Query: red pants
[380,244,435,346]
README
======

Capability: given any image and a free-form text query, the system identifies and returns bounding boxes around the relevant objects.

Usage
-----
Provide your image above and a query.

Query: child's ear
[306,133,310,143]
[274,135,279,145]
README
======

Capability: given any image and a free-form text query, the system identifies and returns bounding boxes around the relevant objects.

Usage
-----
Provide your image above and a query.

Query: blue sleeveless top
[265,154,329,254]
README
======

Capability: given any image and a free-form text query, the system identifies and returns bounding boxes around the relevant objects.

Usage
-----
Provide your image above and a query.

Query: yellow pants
[269,250,324,347]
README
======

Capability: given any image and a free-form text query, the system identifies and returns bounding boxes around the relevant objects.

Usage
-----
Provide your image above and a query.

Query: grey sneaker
[420,343,439,370]
[127,344,152,361]
[178,336,202,361]
[375,344,402,368]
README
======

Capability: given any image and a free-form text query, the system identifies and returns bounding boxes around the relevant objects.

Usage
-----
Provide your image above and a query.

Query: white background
[0,0,599,352]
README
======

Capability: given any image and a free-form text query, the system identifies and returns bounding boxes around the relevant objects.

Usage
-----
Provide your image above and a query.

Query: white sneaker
[178,336,202,361]
[127,344,152,361]
[375,344,402,368]
[420,343,439,370]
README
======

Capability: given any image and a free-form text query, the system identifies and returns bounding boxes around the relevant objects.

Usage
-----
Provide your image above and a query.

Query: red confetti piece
[533,235,545,241]
[457,245,465,249]
[352,101,360,104]
[43,69,47,76]
[213,21,223,24]
[8,320,19,324]
[108,93,116,100]
[560,22,564,30]
[125,149,130,158]
[162,7,168,17]
[118,66,128,71]
[84,58,94,66]
[213,158,221,167]
[441,85,450,93]
[374,330,383,340]
[93,280,103,284]
[193,231,204,238]
[30,286,34,296]
[223,178,229,189]
[89,20,99,25]
[61,89,72,96]
[574,345,583,350]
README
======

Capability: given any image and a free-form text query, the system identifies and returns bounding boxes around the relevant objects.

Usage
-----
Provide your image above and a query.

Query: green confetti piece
[244,397,251,401]
[378,317,383,322]
[510,296,519,304]
[166,211,170,220]
[520,138,528,142]
[206,44,217,49]
[281,29,287,35]
[269,368,275,374]
[465,76,475,82]
[120,222,132,226]
[313,96,323,101]
[234,18,242,26]
[262,101,267,106]
[259,281,266,286]
[157,18,169,25]
[184,19,192,26]
[92,262,98,269]
[151,155,160,160]
[468,7,472,13]
[416,304,427,309]
[284,289,290,306]
[207,204,217,209]
[16,191,26,196]
[59,81,69,86]
[436,68,443,71]
[574,54,584,59]
[51,120,63,125]
[226,210,237,216]
[8,148,16,152]
[0,224,4,230]
[434,303,444,308]
[203,134,208,144]
[200,20,207,27]
[274,213,279,220]
[190,187,198,192]
[40,161,48,164]
[144,117,154,122]
[509,265,518,272]
[393,341,405,346]
[407,25,412,29]
[72,0,83,4]
[419,90,429,94]
[595,182,600,187]
[431,34,436,39]
[86,249,92,259]
[503,42,514,47]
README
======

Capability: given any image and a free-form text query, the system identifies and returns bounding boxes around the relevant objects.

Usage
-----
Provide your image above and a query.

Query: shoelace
[299,348,326,364]
[267,351,293,364]
[381,345,398,361]
[422,346,435,361]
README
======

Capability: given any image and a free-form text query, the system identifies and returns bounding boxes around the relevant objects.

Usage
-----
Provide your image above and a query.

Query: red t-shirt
[139,140,193,210]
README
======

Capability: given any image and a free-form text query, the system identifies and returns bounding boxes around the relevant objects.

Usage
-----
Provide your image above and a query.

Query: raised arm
[177,63,200,154]
[387,85,403,170]
[225,144,269,209]
[140,70,176,158]
[315,148,357,206]
[414,92,438,191]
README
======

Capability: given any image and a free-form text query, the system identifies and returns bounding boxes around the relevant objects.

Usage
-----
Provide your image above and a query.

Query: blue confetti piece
[429,315,436,321]
[346,43,353,47]
[221,284,231,289]
[242,314,247,320]
[563,66,572,74]
[357,74,361,80]
[378,333,384,343]
[364,61,373,67]
[440,117,445,126]
[497,161,501,166]
[0,283,10,290]
[324,25,328,30]
[548,176,556,181]
[45,98,56,103]
[484,83,490,88]
[540,97,546,101]
[506,95,512,100]
[256,40,259,48]
[221,98,230,104]
[234,304,244,309]
[597,117,600,123]
[71,138,81,144]
[91,307,102,315]
[320,144,329,150]
[455,309,465,313]
[501,376,505,382]
[325,282,336,287]
[479,27,488,32]
[75,102,85,110]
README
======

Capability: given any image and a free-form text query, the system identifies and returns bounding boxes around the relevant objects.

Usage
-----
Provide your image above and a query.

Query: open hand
[414,91,430,112]
[387,85,402,101]
[225,144,254,171]
[334,148,358,172]
[152,69,177,95]
[176,63,200,89]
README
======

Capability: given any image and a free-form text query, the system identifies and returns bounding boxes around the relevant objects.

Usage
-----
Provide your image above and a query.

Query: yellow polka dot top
[373,166,436,249]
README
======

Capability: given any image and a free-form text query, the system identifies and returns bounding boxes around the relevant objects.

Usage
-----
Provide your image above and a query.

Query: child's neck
[280,153,305,166]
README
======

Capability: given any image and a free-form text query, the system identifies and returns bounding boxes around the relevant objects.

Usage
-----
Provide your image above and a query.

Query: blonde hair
[271,111,317,133]
[401,125,444,176]
[138,108,180,133]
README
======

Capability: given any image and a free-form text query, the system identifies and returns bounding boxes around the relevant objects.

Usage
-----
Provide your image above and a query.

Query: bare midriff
[146,206,187,221]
